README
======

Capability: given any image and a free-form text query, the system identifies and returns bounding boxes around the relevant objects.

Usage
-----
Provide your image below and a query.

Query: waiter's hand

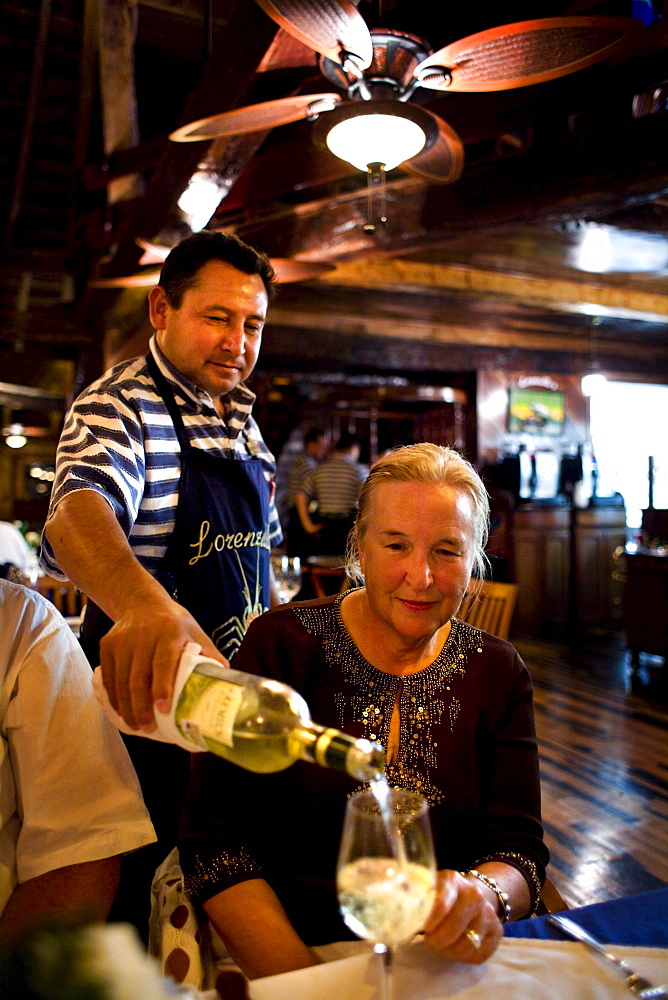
[99,596,228,730]
[45,491,229,729]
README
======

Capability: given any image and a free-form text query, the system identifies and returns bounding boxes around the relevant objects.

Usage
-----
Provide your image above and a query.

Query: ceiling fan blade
[170,93,341,142]
[136,239,170,264]
[402,112,464,185]
[90,259,335,288]
[89,271,162,289]
[413,16,644,93]
[270,258,336,282]
[255,0,372,69]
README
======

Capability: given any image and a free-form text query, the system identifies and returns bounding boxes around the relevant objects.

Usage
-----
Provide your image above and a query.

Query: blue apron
[80,353,271,663]
[147,353,271,660]
[80,353,272,934]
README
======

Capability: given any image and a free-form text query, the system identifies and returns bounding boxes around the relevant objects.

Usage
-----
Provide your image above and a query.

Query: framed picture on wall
[507,387,566,436]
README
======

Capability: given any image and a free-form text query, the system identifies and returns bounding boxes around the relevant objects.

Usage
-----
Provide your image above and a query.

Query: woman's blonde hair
[346,443,490,584]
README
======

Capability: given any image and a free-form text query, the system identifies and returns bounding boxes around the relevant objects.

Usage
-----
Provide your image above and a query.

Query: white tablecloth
[243,938,668,1000]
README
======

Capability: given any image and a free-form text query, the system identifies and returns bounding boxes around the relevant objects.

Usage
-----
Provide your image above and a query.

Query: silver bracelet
[462,869,511,923]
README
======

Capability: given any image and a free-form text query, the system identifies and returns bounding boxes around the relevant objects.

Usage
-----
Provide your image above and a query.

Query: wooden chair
[617,549,668,670]
[305,556,350,599]
[457,580,518,640]
[35,574,87,618]
[535,876,570,915]
[641,508,668,545]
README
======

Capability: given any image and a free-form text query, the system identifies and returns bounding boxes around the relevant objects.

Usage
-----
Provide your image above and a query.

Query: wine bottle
[173,657,386,781]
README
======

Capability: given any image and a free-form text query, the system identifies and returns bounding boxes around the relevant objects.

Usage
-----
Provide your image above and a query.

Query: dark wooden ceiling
[1,0,667,391]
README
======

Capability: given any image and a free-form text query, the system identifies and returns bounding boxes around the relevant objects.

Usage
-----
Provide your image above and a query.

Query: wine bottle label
[313,729,351,772]
[177,674,243,749]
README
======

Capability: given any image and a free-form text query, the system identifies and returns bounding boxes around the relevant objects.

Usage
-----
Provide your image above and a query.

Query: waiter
[41,230,282,931]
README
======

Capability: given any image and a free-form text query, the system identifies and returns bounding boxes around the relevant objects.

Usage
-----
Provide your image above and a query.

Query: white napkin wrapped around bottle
[92,641,212,752]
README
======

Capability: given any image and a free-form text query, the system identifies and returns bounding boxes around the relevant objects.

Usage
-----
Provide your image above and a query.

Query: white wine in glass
[337,785,436,1000]
[271,555,302,603]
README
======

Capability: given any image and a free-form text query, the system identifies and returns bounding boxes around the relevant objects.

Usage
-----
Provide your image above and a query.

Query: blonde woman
[179,444,548,980]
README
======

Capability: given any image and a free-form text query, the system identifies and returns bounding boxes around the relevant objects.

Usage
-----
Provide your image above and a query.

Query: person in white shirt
[0,578,156,946]
[0,521,33,580]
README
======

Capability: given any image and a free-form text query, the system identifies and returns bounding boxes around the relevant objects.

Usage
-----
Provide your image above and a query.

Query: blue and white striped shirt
[300,454,368,516]
[41,336,281,579]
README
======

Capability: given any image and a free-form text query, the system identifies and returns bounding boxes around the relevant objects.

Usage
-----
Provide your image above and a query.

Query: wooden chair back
[458,580,518,640]
[35,574,86,618]
[306,563,350,599]
[641,508,668,544]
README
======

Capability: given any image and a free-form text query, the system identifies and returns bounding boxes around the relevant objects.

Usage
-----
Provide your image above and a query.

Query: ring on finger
[465,928,482,950]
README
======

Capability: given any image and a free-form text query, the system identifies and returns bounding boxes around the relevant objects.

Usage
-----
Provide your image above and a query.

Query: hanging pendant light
[3,423,27,448]
[325,113,428,171]
[581,317,608,397]
[315,100,438,230]
[315,100,438,172]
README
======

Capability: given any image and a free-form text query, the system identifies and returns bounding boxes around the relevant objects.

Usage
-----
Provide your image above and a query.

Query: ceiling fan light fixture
[316,99,438,173]
[326,112,427,170]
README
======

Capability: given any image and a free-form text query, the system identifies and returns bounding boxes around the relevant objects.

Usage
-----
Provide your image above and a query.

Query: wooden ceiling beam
[259,323,668,382]
[265,303,667,362]
[106,0,279,275]
[317,259,668,321]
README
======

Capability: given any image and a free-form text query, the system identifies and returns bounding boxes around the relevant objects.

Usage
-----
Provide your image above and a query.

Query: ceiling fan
[169,0,643,193]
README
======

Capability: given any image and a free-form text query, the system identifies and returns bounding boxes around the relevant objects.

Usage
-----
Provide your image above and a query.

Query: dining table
[505,887,668,948]
[239,888,668,1000]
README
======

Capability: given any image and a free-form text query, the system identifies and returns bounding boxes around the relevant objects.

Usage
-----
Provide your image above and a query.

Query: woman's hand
[422,870,503,965]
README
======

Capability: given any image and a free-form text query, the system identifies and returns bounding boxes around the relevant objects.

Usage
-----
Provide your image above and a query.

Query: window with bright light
[589,381,668,529]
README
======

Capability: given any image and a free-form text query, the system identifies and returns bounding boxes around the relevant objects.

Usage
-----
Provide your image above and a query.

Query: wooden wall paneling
[412,405,464,453]
[513,505,571,633]
[574,507,627,625]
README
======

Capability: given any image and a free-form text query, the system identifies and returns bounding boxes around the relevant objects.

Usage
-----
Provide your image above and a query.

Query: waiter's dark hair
[159,230,277,308]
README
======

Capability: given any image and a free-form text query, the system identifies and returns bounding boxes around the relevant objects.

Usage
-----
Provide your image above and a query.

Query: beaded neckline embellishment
[293,593,486,805]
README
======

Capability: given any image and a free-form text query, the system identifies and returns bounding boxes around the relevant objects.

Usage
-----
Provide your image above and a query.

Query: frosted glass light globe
[326,113,427,171]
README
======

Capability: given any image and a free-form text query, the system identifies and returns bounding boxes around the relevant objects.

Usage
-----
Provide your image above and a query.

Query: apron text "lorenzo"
[189,519,270,565]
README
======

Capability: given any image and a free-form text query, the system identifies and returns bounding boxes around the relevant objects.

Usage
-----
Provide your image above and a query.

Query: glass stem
[374,943,394,1000]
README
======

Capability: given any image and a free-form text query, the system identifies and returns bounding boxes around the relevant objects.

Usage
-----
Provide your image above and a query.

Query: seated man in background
[0,578,156,946]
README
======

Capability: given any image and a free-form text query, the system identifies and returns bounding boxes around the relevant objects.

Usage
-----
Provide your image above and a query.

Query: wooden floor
[512,626,668,910]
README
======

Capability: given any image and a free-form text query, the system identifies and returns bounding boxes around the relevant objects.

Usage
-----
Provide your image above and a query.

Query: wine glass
[271,554,302,603]
[337,785,437,1000]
